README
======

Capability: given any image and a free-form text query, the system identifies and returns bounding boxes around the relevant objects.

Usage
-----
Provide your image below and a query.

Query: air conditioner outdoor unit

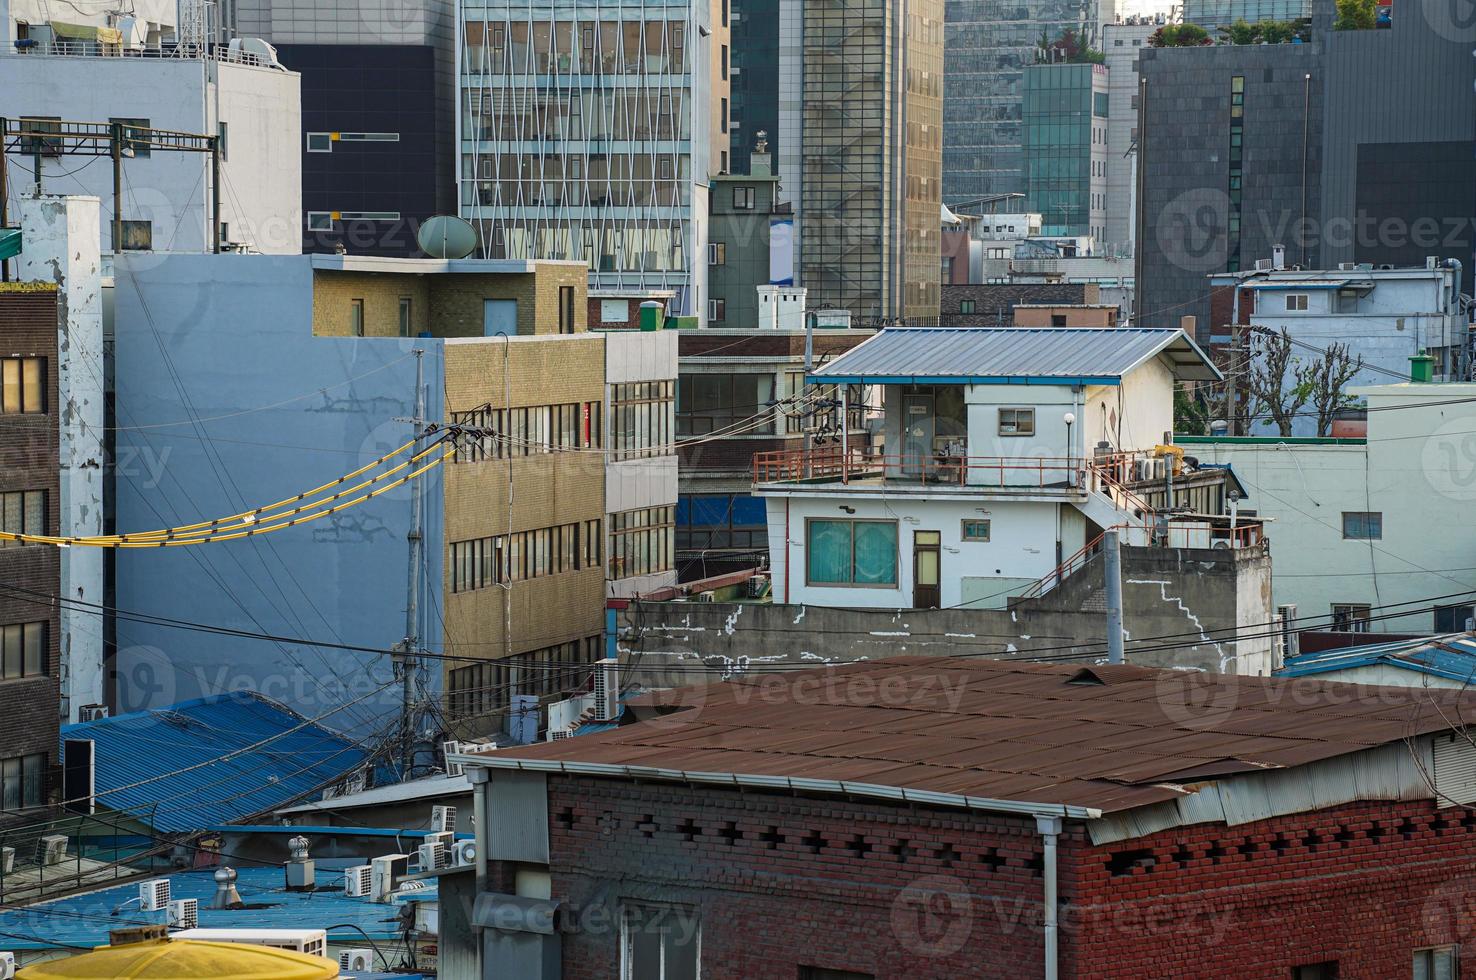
[139,878,171,912]
[0,951,14,980]
[171,928,327,958]
[431,804,457,834]
[339,949,375,971]
[548,728,574,740]
[442,740,464,777]
[450,839,477,868]
[1,847,13,874]
[36,835,68,866]
[415,842,447,873]
[79,704,109,722]
[169,898,198,930]
[370,854,408,901]
[695,590,716,602]
[343,865,373,897]
[592,657,619,722]
[747,573,771,598]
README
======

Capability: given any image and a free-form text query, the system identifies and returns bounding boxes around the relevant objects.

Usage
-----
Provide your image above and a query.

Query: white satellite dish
[417,216,479,260]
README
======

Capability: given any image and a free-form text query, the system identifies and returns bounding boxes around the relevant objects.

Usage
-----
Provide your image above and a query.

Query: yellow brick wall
[311,272,429,337]
[440,333,607,708]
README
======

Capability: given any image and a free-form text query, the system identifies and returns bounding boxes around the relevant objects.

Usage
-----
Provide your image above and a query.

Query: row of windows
[450,519,603,593]
[1,622,46,680]
[609,506,674,581]
[0,490,45,547]
[463,90,694,143]
[451,402,603,462]
[1,358,45,415]
[1,753,45,811]
[463,20,690,76]
[446,634,603,718]
[610,382,674,461]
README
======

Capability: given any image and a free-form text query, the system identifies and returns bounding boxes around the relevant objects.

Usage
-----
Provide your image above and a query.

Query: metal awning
[0,229,20,262]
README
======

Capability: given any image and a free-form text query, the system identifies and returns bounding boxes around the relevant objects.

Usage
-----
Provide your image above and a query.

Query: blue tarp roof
[61,692,370,834]
[1279,633,1476,683]
[0,867,424,951]
[808,327,1222,385]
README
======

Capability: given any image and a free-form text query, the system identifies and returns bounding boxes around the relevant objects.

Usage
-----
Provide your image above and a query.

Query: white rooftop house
[755,327,1260,610]
[0,0,301,256]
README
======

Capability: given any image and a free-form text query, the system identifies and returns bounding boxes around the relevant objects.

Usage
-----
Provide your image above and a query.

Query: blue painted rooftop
[0,867,428,951]
[1279,633,1476,683]
[62,692,370,834]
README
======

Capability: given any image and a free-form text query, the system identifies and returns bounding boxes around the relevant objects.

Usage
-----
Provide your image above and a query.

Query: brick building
[940,282,1099,326]
[0,284,62,827]
[447,658,1476,978]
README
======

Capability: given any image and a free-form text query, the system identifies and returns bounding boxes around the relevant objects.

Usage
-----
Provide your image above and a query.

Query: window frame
[804,517,899,589]
[1285,293,1310,312]
[961,519,991,543]
[998,407,1036,437]
[1341,511,1382,540]
[307,211,333,231]
[620,901,701,980]
[306,132,333,153]
[1330,603,1372,633]
[1,357,45,415]
[1412,945,1457,980]
[349,298,365,337]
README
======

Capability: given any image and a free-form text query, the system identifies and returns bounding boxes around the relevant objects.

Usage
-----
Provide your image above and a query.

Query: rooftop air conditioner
[1,847,12,874]
[442,740,464,777]
[79,704,109,721]
[139,878,171,912]
[431,804,457,834]
[343,865,373,897]
[450,839,477,868]
[36,835,68,866]
[1254,258,1273,272]
[548,728,574,740]
[169,898,198,930]
[171,929,327,958]
[415,841,447,873]
[339,949,375,971]
[592,657,619,722]
[370,854,408,901]
[695,590,716,602]
[0,951,14,980]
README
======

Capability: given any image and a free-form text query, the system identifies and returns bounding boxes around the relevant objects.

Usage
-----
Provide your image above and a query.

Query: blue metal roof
[0,867,425,951]
[808,327,1221,385]
[1278,633,1476,683]
[62,692,370,834]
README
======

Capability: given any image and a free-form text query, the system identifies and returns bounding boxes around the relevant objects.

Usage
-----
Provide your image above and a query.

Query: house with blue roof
[60,691,372,839]
[1279,633,1476,689]
[751,327,1259,616]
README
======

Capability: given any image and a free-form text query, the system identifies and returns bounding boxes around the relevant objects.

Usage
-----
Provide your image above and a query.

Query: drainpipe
[1036,815,1063,980]
[468,765,491,979]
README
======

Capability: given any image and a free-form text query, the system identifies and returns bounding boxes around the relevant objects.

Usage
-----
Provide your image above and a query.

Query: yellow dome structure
[17,939,340,979]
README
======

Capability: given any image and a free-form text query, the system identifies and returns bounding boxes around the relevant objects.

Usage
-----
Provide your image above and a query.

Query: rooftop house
[1278,632,1476,688]
[753,327,1248,611]
[445,657,1476,979]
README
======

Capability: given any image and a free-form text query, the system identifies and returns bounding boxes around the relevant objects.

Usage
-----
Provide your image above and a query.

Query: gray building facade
[707,168,784,327]
[730,0,779,175]
[943,0,1097,207]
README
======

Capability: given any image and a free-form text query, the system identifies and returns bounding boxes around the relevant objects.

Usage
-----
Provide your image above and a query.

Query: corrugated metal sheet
[1432,733,1476,805]
[1279,632,1476,684]
[483,657,1476,818]
[808,327,1221,384]
[62,692,369,833]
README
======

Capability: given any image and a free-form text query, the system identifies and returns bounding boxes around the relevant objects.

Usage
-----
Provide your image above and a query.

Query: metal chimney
[210,866,243,909]
[286,835,315,891]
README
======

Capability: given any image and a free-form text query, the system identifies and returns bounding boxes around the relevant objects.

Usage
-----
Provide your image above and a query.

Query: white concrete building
[1102,18,1158,254]
[754,327,1255,611]
[1185,381,1476,635]
[456,0,713,318]
[1211,258,1469,435]
[0,4,301,257]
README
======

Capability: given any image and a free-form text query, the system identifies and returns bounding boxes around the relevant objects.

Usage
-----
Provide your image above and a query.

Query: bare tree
[1305,341,1364,436]
[1245,327,1309,437]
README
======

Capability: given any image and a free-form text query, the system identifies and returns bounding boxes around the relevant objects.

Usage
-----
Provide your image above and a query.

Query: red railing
[1014,531,1108,602]
[751,447,1090,489]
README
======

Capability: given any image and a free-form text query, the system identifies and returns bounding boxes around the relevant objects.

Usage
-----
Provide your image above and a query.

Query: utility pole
[1104,529,1124,664]
[396,349,427,775]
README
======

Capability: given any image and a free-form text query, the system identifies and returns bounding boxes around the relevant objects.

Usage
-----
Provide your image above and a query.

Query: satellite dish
[417,216,478,259]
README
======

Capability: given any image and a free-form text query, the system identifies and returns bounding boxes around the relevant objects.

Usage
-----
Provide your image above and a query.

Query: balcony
[752,446,1097,496]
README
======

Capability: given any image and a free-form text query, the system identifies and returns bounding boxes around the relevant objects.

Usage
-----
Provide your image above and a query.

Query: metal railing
[751,446,1169,490]
[8,39,275,66]
[0,806,161,904]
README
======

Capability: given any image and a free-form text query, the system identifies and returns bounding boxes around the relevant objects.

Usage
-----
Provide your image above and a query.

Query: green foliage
[1149,23,1211,47]
[1036,28,1108,64]
[1219,17,1308,44]
[1334,0,1376,30]
[1173,384,1210,436]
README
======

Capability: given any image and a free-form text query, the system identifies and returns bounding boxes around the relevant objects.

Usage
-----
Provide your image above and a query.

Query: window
[338,133,400,142]
[450,520,597,593]
[338,211,401,222]
[720,97,728,132]
[720,150,728,173]
[621,902,699,980]
[1286,293,1309,311]
[961,519,991,542]
[806,519,898,587]
[1436,604,1476,633]
[998,407,1035,436]
[0,490,44,547]
[721,43,728,79]
[733,186,755,210]
[1342,511,1382,540]
[708,242,726,266]
[451,402,602,462]
[216,120,228,161]
[1291,963,1338,980]
[609,506,675,580]
[399,298,414,338]
[110,117,150,158]
[0,753,45,811]
[959,299,976,315]
[559,285,576,334]
[1051,314,1067,326]
[350,299,365,337]
[611,381,674,460]
[1,622,45,679]
[307,211,333,231]
[1331,604,1371,633]
[1,358,45,414]
[306,132,333,153]
[678,373,773,435]
[1413,946,1457,980]
[708,298,726,322]
[120,220,152,251]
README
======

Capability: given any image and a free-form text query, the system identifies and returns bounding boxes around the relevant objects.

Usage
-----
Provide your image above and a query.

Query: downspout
[1036,815,1062,980]
[468,765,491,976]
[783,497,791,604]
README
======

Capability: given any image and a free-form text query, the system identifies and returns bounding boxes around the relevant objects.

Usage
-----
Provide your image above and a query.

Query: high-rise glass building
[730,0,779,175]
[1183,0,1311,31]
[943,0,1096,207]
[457,0,713,315]
[780,0,943,320]
[1023,62,1108,238]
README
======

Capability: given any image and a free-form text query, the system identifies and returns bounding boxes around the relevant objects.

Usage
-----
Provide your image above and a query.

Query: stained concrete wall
[618,542,1275,681]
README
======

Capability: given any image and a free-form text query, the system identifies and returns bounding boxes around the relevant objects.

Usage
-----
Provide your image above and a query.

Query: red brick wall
[501,776,1476,980]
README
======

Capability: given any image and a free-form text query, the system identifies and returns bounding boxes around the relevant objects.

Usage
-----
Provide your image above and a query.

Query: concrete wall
[605,330,680,597]
[113,253,443,729]
[1084,355,1173,453]
[621,541,1275,679]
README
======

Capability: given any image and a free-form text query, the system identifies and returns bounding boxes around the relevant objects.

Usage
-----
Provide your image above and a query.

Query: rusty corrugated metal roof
[477,658,1476,815]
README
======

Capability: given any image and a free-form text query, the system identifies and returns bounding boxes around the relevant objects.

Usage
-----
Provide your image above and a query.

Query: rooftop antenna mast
[395,349,428,776]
